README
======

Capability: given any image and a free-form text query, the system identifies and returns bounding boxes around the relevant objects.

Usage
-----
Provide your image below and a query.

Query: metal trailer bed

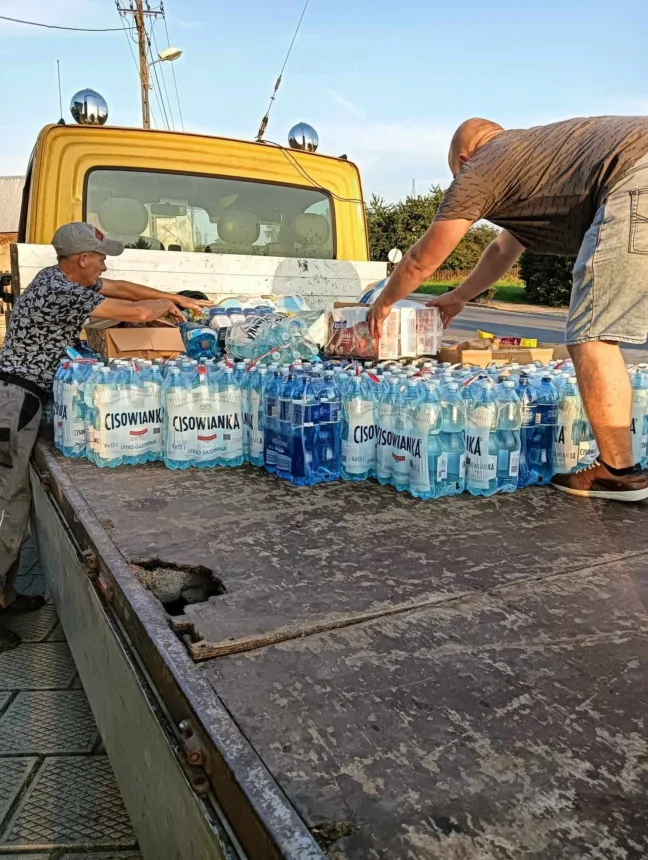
[30,440,648,859]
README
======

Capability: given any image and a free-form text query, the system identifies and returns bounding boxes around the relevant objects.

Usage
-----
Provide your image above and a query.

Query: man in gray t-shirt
[368,116,648,502]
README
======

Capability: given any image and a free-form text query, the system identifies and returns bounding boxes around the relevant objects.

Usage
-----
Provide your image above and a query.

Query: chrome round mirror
[288,122,319,152]
[387,248,403,264]
[70,89,108,126]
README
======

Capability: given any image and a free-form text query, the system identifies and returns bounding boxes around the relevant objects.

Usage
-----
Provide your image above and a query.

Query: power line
[0,13,134,31]
[162,10,184,131]
[146,36,171,129]
[151,22,175,129]
[116,8,160,128]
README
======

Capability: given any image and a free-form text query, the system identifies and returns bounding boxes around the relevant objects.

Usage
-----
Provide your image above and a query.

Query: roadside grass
[416,279,528,304]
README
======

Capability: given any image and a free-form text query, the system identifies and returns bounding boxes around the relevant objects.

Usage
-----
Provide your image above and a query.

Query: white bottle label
[509,450,520,477]
[630,405,646,464]
[248,390,263,458]
[94,388,131,460]
[343,399,376,474]
[578,440,598,466]
[466,428,497,489]
[165,388,198,462]
[376,403,394,478]
[405,407,432,494]
[436,453,448,481]
[60,383,84,448]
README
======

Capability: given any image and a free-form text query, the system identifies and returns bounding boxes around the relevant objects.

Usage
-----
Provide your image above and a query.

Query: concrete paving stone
[47,623,67,642]
[0,644,77,692]
[1,607,59,643]
[2,757,137,850]
[0,758,38,831]
[58,853,142,859]
[0,855,50,859]
[0,694,12,716]
[0,691,98,755]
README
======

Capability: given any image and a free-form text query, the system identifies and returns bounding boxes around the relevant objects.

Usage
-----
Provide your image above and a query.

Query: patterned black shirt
[435,116,648,255]
[0,266,105,391]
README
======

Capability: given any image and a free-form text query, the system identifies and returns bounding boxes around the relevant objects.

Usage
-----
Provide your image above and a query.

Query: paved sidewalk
[0,540,141,859]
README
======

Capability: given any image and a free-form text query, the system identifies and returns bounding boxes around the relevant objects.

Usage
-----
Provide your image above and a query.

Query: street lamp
[150,46,183,66]
[141,47,182,129]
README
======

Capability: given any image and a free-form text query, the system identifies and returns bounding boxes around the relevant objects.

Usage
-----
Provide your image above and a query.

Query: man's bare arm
[425,230,525,328]
[100,279,209,309]
[90,297,185,324]
[378,219,473,307]
[455,230,525,301]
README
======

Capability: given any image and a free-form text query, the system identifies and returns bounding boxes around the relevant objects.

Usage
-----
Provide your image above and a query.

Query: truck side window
[84,168,335,259]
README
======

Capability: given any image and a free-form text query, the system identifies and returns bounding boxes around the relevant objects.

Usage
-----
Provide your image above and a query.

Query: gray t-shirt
[434,116,648,255]
[0,266,105,390]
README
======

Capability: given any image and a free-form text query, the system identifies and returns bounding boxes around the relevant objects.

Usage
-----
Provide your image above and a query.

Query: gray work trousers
[0,380,42,608]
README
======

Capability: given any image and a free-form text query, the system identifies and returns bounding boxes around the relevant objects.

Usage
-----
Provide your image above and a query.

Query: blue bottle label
[536,404,558,425]
[265,396,277,419]
[521,404,536,427]
[319,401,341,423]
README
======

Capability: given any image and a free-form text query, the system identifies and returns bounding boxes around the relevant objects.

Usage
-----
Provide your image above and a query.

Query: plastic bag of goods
[225,312,323,364]
[326,305,442,360]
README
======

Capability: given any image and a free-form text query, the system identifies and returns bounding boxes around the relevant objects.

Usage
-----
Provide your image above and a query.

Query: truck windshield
[84,168,335,258]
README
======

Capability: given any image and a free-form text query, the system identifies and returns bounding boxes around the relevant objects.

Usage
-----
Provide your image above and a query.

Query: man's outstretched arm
[367,219,472,338]
[426,229,525,328]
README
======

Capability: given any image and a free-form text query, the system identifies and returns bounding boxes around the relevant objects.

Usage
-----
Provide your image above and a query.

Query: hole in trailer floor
[129,559,225,614]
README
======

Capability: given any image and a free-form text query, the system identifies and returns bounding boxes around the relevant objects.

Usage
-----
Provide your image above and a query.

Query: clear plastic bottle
[391,379,419,493]
[466,378,499,497]
[163,366,196,470]
[515,375,539,488]
[528,376,559,483]
[91,366,123,468]
[553,376,581,474]
[408,380,444,500]
[248,367,267,468]
[438,381,466,497]
[290,370,319,485]
[630,368,648,467]
[376,374,400,487]
[263,368,288,475]
[215,365,244,468]
[316,370,342,482]
[496,380,521,493]
[341,375,376,481]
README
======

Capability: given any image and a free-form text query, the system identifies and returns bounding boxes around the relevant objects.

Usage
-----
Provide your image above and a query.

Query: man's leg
[568,340,634,468]
[0,384,43,636]
[550,161,648,501]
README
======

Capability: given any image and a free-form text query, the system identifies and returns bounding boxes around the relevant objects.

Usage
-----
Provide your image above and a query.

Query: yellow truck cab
[6,120,383,315]
[19,123,369,259]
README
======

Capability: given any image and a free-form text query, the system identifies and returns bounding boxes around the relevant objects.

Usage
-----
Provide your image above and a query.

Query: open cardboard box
[84,318,185,360]
[436,342,558,367]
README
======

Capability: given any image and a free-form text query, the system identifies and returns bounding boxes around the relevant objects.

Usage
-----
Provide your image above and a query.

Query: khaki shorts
[567,150,648,345]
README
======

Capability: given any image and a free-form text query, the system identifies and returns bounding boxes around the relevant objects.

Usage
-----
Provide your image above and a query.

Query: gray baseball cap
[52,222,124,257]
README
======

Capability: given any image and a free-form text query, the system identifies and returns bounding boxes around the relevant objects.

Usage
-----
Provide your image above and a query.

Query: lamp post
[143,47,183,129]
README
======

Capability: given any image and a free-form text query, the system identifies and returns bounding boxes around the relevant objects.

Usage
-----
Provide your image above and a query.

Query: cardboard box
[436,345,555,367]
[85,319,185,360]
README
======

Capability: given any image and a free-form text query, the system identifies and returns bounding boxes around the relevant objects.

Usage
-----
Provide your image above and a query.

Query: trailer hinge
[81,549,98,580]
[178,718,211,795]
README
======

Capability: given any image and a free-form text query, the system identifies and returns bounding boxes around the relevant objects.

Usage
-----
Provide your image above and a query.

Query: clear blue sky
[1,0,647,201]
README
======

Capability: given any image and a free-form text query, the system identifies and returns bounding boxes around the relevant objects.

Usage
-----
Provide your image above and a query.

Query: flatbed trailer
[30,439,648,860]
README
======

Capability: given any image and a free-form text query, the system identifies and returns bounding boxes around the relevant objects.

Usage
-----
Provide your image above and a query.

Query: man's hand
[366,299,391,341]
[172,295,211,312]
[166,302,187,322]
[425,288,468,329]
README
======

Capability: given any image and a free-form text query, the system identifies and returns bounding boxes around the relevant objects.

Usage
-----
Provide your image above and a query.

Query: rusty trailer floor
[0,538,141,860]
[47,450,648,859]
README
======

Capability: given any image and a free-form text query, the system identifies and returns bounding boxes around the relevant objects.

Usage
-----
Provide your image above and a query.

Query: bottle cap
[503,380,515,388]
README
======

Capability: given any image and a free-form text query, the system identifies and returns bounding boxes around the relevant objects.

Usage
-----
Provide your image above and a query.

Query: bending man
[368,116,648,503]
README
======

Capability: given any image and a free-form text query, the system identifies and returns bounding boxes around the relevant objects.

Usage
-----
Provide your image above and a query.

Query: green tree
[367,186,497,272]
[519,252,575,307]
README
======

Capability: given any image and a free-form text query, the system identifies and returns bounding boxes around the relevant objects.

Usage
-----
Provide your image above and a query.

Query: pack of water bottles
[53,352,648,498]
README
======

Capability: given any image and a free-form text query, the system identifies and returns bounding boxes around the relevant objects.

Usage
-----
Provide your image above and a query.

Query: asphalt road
[443,304,648,363]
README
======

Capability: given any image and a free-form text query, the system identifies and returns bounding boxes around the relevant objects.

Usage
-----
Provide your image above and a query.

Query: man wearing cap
[0,222,207,651]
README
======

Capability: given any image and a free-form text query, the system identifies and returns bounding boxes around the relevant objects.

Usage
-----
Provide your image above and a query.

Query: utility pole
[116,1,163,129]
